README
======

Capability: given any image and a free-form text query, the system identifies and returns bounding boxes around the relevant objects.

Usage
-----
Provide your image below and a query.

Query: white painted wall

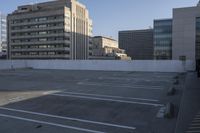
[0,60,195,72]
[0,60,27,69]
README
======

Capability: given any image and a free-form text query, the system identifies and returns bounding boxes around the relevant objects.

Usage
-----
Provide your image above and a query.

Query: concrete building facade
[0,12,7,53]
[154,19,172,60]
[93,36,118,49]
[7,0,92,60]
[172,5,200,61]
[91,36,131,60]
[196,17,200,60]
[119,29,154,60]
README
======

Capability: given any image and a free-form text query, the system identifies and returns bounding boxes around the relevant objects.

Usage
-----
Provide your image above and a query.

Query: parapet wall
[0,60,28,70]
[0,60,196,72]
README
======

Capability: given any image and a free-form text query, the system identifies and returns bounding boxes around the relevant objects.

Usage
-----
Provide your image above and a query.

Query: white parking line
[192,120,200,123]
[189,127,200,129]
[51,94,164,107]
[186,130,200,133]
[98,77,173,83]
[191,123,200,126]
[77,82,164,90]
[0,113,104,133]
[60,91,159,102]
[78,81,163,88]
[0,107,136,130]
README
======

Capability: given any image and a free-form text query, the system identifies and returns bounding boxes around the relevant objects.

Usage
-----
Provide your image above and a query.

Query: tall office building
[7,0,92,60]
[172,3,200,61]
[119,29,154,60]
[154,19,172,60]
[0,12,7,52]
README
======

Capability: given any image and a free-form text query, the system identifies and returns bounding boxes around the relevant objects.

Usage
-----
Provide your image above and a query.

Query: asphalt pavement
[0,69,185,133]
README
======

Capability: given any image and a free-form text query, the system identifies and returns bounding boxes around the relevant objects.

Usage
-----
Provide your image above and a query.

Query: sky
[0,0,199,40]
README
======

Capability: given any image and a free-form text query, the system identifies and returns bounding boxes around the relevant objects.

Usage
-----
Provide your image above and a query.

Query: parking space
[0,69,185,133]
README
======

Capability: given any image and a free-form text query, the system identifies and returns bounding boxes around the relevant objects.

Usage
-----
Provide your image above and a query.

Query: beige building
[91,36,131,60]
[172,3,200,61]
[0,12,7,53]
[93,36,118,49]
[7,0,92,60]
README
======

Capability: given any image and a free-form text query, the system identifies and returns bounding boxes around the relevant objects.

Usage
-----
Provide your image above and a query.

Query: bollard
[173,79,179,85]
[167,87,176,96]
[174,75,179,79]
[164,103,175,118]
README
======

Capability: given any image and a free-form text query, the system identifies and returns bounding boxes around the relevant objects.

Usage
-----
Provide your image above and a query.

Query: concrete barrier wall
[26,60,195,72]
[184,60,196,71]
[0,60,27,70]
[0,60,196,72]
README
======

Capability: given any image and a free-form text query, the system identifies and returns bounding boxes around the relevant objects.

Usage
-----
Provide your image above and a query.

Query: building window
[38,17,47,22]
[39,24,47,28]
[64,43,70,47]
[39,38,47,42]
[48,38,56,41]
[48,52,55,55]
[30,39,38,42]
[39,45,47,48]
[39,31,47,35]
[56,37,64,41]
[39,52,47,55]
[29,52,37,55]
[30,46,38,48]
[65,37,70,41]
[30,25,38,29]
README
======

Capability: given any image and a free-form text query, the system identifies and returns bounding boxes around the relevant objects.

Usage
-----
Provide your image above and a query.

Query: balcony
[11,54,70,59]
[10,40,71,46]
[11,26,64,33]
[10,19,64,27]
[11,47,70,52]
[11,33,71,39]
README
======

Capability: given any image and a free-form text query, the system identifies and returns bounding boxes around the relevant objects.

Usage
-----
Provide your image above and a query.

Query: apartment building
[0,12,7,53]
[7,0,92,60]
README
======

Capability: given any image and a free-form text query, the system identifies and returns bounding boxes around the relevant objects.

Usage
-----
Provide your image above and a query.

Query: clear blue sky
[0,0,199,39]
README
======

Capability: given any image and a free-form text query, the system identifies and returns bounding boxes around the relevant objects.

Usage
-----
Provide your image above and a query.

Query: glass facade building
[0,12,7,52]
[154,19,172,60]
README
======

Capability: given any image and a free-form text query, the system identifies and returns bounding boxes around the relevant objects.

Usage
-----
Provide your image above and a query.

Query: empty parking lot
[0,69,185,133]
